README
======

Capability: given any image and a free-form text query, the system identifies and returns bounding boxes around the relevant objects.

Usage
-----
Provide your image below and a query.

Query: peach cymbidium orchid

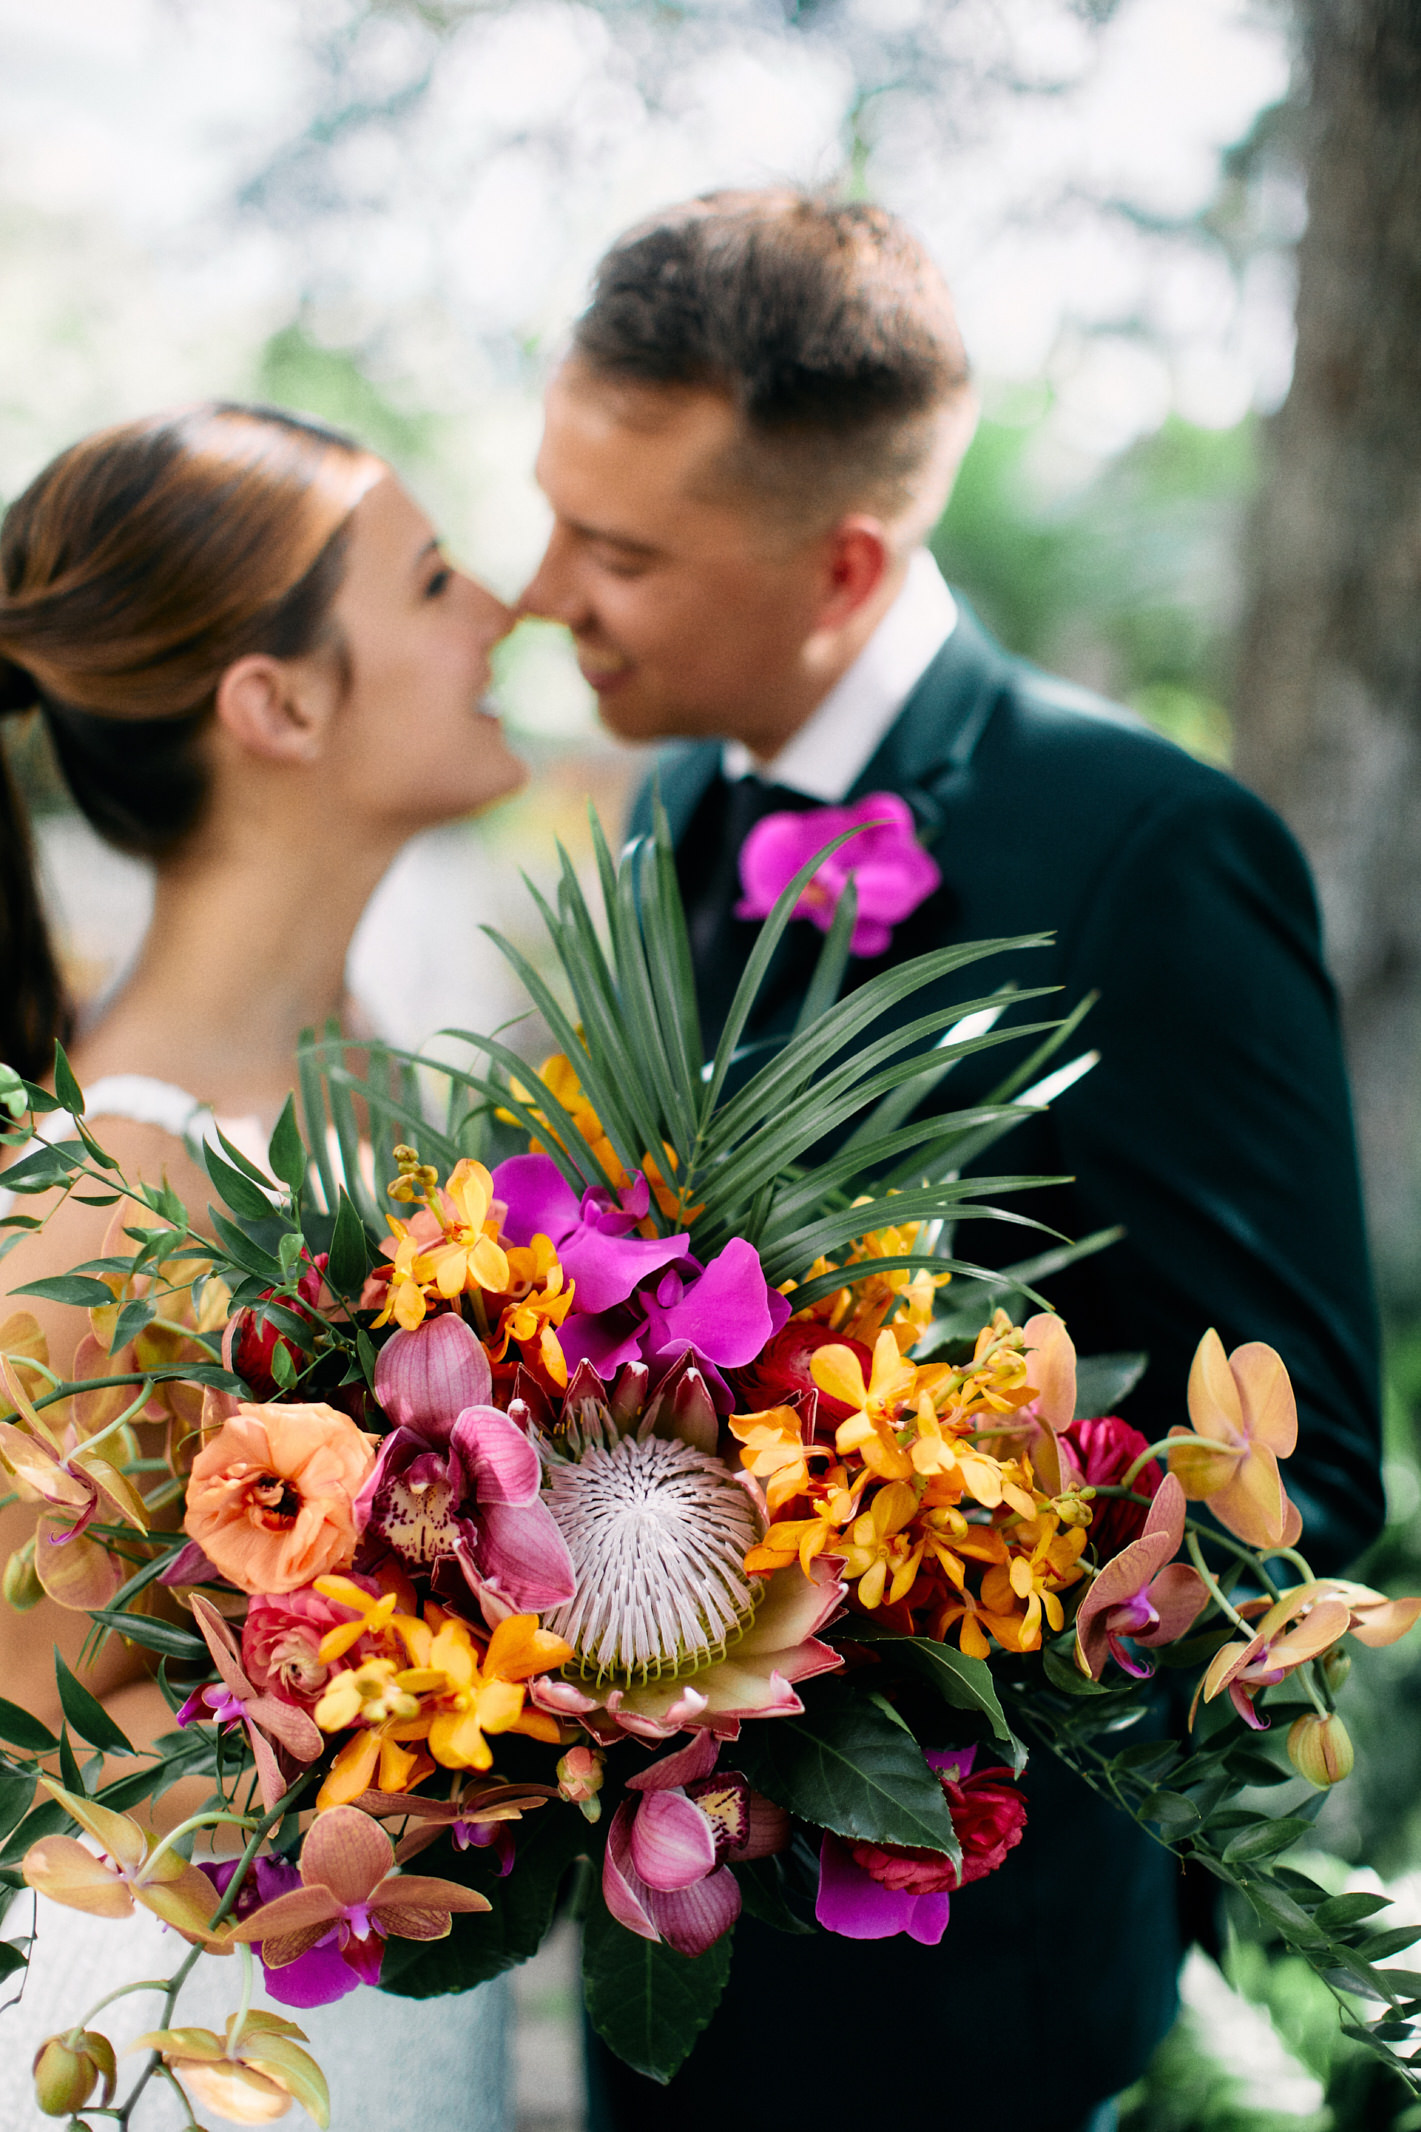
[1169,1329,1302,1549]
[313,1603,572,1808]
[1199,1575,1421,1730]
[23,1783,224,1943]
[603,1731,788,1957]
[1074,1475,1208,1680]
[225,1804,492,1989]
[0,1352,150,1609]
[181,1595,324,1812]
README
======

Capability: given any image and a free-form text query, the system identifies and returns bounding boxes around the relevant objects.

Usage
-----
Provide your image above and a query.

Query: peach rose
[184,1403,377,1595]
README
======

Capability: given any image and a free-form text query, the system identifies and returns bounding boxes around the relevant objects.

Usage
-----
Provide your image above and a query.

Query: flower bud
[32,2030,116,2116]
[1288,1711,1355,1788]
[1320,1647,1352,1694]
[557,1745,605,1822]
[4,1537,43,1612]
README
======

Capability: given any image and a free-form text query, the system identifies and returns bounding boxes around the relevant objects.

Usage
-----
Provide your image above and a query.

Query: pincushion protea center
[543,1435,761,1686]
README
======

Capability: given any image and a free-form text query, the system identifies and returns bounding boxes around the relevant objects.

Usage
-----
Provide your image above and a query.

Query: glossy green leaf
[731,1679,960,1860]
[52,1043,85,1117]
[582,1894,733,2083]
[267,1096,307,1194]
[55,1652,135,1756]
[327,1189,372,1296]
[89,1610,208,1663]
[0,1699,58,1754]
[852,1632,1016,1750]
[203,1141,275,1221]
[380,1807,588,1995]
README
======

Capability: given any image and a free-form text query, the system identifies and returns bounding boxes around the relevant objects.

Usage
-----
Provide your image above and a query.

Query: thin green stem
[73,1977,173,2030]
[142,1810,258,1881]
[1118,1431,1215,1490]
[1187,1531,1255,1634]
[1183,1517,1283,1601]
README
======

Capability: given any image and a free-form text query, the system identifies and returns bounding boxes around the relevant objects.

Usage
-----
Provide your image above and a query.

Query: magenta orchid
[815,1748,976,1947]
[602,1732,788,1957]
[358,1314,575,1618]
[201,1855,359,2010]
[493,1155,692,1312]
[734,791,942,958]
[1074,1475,1208,1681]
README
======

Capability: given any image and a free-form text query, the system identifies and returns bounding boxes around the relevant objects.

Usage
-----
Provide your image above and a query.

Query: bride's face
[321,473,523,830]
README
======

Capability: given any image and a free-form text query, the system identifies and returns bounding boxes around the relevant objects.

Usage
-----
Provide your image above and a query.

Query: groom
[522,191,1383,2129]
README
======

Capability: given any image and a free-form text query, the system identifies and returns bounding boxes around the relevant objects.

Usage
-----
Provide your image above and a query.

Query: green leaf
[731,1855,815,1936]
[792,876,857,1036]
[0,1797,69,1866]
[89,1610,208,1663]
[269,1341,298,1391]
[0,1140,85,1193]
[1314,1892,1395,1931]
[267,1096,307,1194]
[54,1652,135,1757]
[0,1770,36,1839]
[1358,1925,1421,1962]
[731,1679,961,1859]
[0,1699,58,1754]
[57,1724,85,1796]
[1139,1789,1200,1831]
[1073,1352,1149,1419]
[1041,1643,1114,1696]
[1222,1816,1314,1865]
[52,1042,85,1116]
[10,1274,116,1308]
[327,1190,371,1296]
[850,1632,1017,1751]
[0,1939,27,1980]
[203,1140,275,1221]
[1242,1880,1326,1946]
[581,1894,733,2083]
[380,1806,588,1995]
[110,1297,157,1351]
[207,1209,284,1287]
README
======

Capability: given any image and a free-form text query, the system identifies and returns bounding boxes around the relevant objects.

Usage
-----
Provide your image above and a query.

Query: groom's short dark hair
[571,189,970,528]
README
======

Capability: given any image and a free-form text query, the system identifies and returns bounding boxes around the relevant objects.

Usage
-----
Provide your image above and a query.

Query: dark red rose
[730,1321,874,1430]
[941,1764,1029,1886]
[848,1761,1027,1896]
[224,1253,329,1400]
[1060,1414,1162,1561]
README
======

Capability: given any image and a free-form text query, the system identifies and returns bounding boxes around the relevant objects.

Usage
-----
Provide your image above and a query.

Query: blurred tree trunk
[1235,0,1421,1301]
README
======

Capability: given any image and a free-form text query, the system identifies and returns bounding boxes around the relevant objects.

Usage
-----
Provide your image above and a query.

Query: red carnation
[1061,1414,1162,1561]
[731,1321,874,1430]
[849,1760,1027,1896]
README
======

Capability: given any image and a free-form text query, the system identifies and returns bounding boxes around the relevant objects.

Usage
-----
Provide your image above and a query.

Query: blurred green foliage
[931,402,1255,765]
[254,323,440,467]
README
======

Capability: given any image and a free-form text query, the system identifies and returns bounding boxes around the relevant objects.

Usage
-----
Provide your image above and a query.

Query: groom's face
[523,362,836,752]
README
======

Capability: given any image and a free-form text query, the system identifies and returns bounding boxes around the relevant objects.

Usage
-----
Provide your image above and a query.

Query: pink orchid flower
[735,792,941,958]
[1075,1474,1208,1680]
[602,1732,788,1957]
[181,1594,323,1811]
[1200,1576,1421,1729]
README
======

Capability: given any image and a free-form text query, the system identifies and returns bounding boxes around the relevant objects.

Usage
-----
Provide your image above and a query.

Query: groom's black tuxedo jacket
[589,603,1385,2130]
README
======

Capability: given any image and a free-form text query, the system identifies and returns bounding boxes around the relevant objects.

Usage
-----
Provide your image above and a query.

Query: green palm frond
[302,798,1105,1315]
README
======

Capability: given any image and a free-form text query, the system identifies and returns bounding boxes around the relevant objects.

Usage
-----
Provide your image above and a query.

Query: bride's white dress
[0,1077,512,2131]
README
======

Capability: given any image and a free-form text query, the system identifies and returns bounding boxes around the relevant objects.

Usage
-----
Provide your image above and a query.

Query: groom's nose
[517,524,586,629]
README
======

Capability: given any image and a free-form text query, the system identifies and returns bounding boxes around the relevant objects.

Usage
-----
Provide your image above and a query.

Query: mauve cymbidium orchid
[359,1313,575,1618]
[1169,1329,1302,1549]
[603,1731,789,1956]
[1074,1475,1208,1680]
[180,1594,323,1811]
[225,1804,492,1988]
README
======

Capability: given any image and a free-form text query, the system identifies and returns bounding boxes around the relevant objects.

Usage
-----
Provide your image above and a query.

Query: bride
[0,401,526,2130]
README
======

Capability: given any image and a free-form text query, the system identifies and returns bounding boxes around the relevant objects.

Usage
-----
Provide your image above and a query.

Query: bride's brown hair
[0,402,380,1082]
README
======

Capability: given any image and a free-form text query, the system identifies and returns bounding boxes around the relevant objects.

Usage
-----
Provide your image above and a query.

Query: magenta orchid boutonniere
[734,791,941,957]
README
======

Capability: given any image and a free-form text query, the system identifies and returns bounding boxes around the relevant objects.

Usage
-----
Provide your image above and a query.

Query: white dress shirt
[722,546,957,802]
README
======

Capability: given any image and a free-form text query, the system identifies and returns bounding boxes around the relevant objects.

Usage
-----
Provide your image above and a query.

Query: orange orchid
[24,1783,224,1944]
[372,1151,511,1332]
[816,1332,920,1477]
[837,1479,924,1609]
[490,1233,575,1387]
[1199,1583,1353,1728]
[745,1466,864,1577]
[1170,1329,1301,1549]
[314,1607,573,1807]
[729,1403,826,1512]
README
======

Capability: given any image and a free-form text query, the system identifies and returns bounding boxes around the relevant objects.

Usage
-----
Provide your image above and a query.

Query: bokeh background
[3,3,1420,2127]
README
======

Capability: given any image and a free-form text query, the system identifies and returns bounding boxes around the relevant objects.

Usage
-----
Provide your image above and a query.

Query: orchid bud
[4,1537,42,1612]
[32,2030,116,2115]
[1288,1711,1355,1788]
[557,1745,605,1821]
[1320,1647,1352,1694]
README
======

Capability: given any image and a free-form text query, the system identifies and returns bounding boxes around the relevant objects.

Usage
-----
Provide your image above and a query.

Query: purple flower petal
[735,794,940,959]
[492,1155,581,1250]
[815,1834,951,1946]
[648,1865,742,1957]
[375,1315,492,1442]
[629,1790,718,1892]
[474,1498,577,1611]
[453,1407,543,1507]
[641,1239,791,1372]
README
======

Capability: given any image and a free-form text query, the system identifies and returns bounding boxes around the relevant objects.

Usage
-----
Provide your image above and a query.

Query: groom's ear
[213,654,333,764]
[813,516,893,632]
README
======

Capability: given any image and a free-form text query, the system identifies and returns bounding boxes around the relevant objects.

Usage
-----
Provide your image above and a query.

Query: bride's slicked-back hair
[0,401,379,1082]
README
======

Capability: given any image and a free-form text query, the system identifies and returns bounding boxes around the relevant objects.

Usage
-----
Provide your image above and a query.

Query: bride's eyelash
[424,563,453,599]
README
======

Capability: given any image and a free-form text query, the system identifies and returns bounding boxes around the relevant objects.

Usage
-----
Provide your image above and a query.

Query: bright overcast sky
[0,0,1294,584]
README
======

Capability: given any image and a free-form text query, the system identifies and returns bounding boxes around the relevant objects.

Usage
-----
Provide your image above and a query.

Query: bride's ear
[214,654,333,763]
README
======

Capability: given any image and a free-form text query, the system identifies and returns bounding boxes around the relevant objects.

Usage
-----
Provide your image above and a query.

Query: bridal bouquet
[2,806,1419,2126]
